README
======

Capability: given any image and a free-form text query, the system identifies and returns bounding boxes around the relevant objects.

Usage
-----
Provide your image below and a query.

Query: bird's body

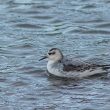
[47,56,107,78]
[39,48,109,78]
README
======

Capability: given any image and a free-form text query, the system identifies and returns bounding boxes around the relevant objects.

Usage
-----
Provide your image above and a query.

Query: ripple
[17,66,35,72]
[96,23,110,28]
[82,4,96,9]
[32,15,53,20]
[0,48,12,55]
[17,66,46,77]
[95,39,110,45]
[15,23,42,29]
[73,28,110,35]
[50,19,63,24]
[11,81,28,87]
[9,43,34,49]
[0,78,7,82]
[33,5,51,9]
[14,0,33,4]
[10,10,41,14]
[75,19,104,23]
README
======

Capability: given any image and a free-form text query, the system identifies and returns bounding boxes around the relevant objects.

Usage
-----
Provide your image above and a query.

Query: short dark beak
[39,56,47,61]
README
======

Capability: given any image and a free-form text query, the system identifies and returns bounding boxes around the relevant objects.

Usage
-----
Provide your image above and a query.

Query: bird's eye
[48,52,55,55]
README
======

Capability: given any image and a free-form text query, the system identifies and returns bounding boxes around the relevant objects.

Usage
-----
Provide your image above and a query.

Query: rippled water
[0,0,110,110]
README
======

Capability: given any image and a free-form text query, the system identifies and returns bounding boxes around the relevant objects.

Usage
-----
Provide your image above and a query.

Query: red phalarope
[39,48,109,78]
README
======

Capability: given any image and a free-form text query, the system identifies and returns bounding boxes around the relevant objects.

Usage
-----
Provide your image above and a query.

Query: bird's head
[39,48,63,62]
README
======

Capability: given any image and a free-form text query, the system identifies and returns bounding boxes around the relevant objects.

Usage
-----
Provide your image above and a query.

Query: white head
[39,48,63,62]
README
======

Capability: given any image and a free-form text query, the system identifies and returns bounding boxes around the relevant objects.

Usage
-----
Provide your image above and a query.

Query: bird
[39,48,109,79]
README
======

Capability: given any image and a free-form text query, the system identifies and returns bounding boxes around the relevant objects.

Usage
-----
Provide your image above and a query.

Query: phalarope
[39,48,109,78]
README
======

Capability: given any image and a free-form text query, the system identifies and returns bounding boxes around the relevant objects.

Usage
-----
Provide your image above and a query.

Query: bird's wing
[62,56,91,72]
[62,56,109,72]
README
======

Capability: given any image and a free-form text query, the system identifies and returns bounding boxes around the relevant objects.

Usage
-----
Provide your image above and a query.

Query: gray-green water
[0,0,110,110]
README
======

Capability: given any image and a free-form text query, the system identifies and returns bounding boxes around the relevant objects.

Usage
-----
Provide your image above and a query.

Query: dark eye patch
[48,52,55,55]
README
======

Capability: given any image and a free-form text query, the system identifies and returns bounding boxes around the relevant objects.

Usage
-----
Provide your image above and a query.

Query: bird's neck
[47,60,63,74]
[47,60,62,67]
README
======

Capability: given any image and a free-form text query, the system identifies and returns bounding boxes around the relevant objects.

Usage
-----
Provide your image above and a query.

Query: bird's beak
[39,55,47,61]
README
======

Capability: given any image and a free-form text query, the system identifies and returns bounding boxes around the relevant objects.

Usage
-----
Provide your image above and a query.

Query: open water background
[0,0,110,110]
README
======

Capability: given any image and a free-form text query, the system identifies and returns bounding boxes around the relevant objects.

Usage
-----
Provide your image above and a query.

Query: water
[0,0,110,109]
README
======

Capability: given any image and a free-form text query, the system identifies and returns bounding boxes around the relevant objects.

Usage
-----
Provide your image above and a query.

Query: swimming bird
[39,48,109,78]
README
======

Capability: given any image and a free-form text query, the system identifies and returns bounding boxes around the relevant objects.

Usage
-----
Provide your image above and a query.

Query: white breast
[47,61,64,77]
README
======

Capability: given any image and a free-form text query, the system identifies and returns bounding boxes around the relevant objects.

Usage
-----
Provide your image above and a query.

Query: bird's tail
[98,64,110,70]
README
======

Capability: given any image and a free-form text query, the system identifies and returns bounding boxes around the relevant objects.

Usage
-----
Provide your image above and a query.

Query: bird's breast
[47,61,56,74]
[47,61,63,76]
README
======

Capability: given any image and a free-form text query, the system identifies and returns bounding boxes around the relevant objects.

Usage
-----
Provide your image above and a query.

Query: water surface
[0,0,110,110]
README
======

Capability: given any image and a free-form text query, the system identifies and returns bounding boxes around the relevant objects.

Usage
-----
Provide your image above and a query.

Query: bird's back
[62,56,109,72]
